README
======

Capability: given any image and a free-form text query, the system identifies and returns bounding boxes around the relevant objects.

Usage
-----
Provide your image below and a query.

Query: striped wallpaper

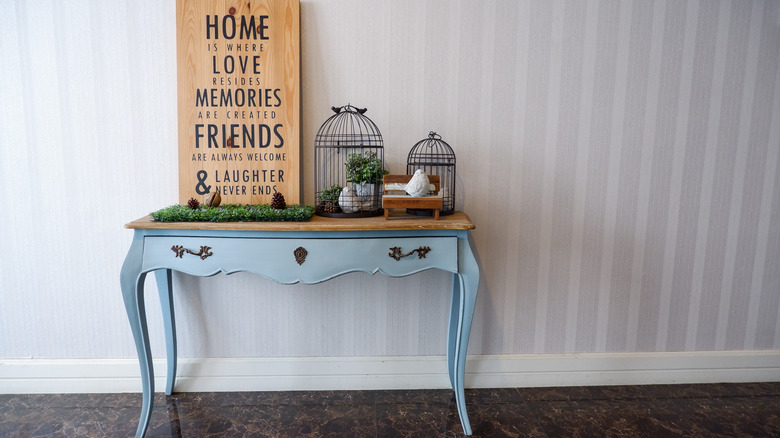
[0,0,778,360]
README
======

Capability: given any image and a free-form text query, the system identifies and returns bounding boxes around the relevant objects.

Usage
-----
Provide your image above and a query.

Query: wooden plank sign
[176,0,300,205]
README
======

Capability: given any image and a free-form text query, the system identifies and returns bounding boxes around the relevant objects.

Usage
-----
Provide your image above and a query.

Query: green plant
[320,184,343,205]
[345,151,388,184]
[150,203,315,222]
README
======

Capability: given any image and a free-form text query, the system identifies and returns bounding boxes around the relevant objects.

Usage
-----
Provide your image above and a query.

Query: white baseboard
[2,350,778,394]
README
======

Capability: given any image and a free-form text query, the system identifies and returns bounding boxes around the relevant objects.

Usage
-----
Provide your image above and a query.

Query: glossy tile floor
[1,383,779,437]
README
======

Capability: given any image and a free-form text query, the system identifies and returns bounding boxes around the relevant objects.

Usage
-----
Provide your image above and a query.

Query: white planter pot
[353,183,375,199]
[352,183,378,211]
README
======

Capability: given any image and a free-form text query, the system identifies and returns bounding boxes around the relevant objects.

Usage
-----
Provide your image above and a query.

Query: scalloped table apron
[121,212,479,437]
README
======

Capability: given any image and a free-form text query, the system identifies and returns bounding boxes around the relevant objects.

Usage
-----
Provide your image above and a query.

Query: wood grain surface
[126,211,475,231]
[176,0,301,205]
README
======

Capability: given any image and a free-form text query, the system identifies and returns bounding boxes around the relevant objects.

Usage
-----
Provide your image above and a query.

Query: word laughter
[215,169,284,183]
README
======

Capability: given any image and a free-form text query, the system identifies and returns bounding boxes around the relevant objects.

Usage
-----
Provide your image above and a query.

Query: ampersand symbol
[195,170,211,195]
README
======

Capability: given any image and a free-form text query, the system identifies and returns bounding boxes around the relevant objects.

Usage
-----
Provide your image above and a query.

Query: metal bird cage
[406,132,456,216]
[314,104,387,217]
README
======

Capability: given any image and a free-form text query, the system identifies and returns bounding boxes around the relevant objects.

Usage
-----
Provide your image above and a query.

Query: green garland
[150,203,315,222]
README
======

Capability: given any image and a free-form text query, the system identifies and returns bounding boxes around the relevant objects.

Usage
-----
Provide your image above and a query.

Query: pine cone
[321,201,339,213]
[270,192,286,209]
[187,198,200,209]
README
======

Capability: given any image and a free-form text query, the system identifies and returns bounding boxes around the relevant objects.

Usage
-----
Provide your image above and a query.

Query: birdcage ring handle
[333,104,367,115]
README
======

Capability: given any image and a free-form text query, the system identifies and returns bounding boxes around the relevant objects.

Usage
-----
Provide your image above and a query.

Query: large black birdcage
[314,104,387,217]
[406,132,456,216]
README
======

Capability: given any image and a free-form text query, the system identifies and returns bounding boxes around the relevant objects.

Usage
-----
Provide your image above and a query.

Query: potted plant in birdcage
[345,151,388,205]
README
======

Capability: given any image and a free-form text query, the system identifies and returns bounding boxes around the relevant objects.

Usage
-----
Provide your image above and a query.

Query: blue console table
[121,212,479,437]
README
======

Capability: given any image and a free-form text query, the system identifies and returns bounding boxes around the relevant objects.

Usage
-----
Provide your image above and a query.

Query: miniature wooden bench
[383,174,443,220]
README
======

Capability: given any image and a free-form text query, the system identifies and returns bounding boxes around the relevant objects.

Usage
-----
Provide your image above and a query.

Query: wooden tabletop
[126,211,475,231]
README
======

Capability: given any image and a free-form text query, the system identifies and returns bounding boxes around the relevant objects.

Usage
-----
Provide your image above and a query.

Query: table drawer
[142,236,457,283]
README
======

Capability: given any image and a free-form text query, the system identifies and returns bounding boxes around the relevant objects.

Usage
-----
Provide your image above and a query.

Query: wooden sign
[176,0,301,205]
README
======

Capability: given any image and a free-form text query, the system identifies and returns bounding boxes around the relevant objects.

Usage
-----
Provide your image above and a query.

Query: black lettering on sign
[205,15,269,40]
[195,123,285,148]
[195,170,211,195]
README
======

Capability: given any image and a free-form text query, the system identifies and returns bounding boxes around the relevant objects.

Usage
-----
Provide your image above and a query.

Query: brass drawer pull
[294,246,308,265]
[389,246,431,261]
[171,245,213,260]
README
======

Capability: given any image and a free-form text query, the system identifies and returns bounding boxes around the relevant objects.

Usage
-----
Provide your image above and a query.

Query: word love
[212,55,261,75]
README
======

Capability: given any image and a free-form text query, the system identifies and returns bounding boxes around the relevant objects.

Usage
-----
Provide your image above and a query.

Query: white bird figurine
[405,169,430,197]
[338,186,358,213]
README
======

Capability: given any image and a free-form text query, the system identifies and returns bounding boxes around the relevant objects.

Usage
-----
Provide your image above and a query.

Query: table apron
[142,236,458,283]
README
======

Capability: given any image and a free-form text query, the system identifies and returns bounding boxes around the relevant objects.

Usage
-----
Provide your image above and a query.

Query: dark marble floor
[1,383,779,437]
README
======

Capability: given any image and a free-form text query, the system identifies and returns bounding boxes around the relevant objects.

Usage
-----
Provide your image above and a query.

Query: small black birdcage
[314,104,387,217]
[406,132,456,216]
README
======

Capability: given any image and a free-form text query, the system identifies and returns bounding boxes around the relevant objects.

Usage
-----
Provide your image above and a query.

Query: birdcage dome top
[407,132,455,166]
[314,104,383,148]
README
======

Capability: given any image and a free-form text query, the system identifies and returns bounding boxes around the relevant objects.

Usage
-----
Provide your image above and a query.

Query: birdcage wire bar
[406,131,456,216]
[314,104,386,217]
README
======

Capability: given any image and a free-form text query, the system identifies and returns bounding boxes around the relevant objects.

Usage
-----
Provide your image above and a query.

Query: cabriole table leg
[120,234,155,438]
[454,234,479,436]
[155,268,177,395]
